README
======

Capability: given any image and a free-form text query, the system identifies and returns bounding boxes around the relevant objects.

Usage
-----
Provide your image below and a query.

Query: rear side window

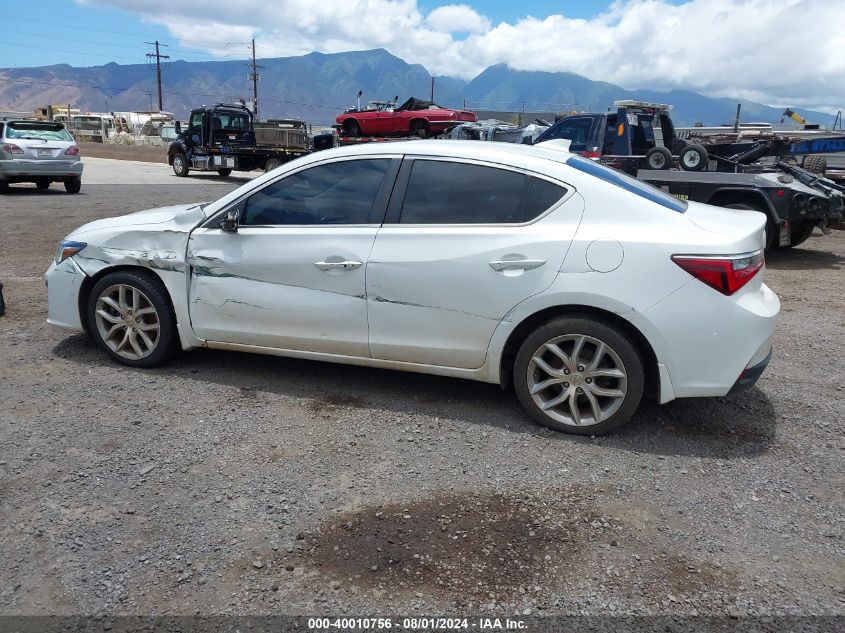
[566,155,687,212]
[399,160,567,224]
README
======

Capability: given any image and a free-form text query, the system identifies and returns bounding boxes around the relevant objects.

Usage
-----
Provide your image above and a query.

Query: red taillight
[672,250,764,296]
[65,145,80,156]
[581,150,602,159]
[2,143,24,154]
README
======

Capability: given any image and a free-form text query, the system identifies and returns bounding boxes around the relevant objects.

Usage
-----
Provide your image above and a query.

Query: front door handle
[315,260,363,271]
[489,259,546,272]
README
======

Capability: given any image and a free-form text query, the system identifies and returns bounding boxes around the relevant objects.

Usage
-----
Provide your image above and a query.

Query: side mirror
[220,209,239,233]
[174,120,181,135]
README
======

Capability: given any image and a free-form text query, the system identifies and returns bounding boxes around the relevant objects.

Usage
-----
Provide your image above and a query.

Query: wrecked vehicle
[447,119,548,144]
[46,140,778,436]
[335,97,476,138]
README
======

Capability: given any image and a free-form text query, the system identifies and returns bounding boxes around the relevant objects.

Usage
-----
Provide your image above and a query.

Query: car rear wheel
[172,153,189,177]
[87,270,177,368]
[0,181,8,194]
[343,121,361,138]
[264,158,282,173]
[64,177,81,194]
[36,179,50,190]
[514,316,645,435]
[217,168,232,177]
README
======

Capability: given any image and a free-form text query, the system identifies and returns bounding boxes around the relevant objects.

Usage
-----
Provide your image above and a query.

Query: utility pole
[145,41,170,111]
[246,39,264,120]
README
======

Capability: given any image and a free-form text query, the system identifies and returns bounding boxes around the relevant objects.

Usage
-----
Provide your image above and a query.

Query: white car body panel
[186,226,376,355]
[45,140,780,407]
[366,193,584,368]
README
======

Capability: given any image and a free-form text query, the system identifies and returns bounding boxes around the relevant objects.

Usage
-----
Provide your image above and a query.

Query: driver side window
[241,159,391,226]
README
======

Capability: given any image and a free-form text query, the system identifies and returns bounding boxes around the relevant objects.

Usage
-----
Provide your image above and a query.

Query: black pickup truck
[167,104,308,177]
[533,101,844,249]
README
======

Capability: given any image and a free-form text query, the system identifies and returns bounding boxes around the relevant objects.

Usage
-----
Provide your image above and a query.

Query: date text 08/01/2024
[308,617,527,630]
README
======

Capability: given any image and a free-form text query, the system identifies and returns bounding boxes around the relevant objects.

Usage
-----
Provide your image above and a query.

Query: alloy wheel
[94,284,161,360]
[527,334,628,427]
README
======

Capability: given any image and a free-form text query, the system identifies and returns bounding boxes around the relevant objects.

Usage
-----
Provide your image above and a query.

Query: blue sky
[0,1,840,110]
[1,1,624,68]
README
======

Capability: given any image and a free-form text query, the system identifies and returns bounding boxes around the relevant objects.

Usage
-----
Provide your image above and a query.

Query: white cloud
[77,0,844,110]
[426,4,491,34]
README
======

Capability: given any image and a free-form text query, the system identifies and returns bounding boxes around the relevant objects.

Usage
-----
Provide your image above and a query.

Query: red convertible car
[336,97,477,138]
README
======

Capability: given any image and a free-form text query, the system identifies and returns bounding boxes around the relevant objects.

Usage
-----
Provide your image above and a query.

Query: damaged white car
[46,141,779,435]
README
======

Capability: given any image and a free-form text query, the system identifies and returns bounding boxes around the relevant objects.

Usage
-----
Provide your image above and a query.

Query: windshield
[6,122,74,141]
[566,155,687,213]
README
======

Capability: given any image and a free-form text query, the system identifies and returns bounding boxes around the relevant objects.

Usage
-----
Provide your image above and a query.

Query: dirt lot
[0,178,843,624]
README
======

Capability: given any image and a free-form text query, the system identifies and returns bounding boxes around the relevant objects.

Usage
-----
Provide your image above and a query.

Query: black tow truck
[533,101,845,249]
[167,104,308,178]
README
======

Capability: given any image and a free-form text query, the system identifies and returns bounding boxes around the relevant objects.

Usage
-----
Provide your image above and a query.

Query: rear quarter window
[399,160,567,224]
[566,155,687,212]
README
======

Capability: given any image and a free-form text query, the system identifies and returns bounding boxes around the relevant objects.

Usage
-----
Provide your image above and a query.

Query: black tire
[36,179,50,190]
[343,120,361,138]
[264,158,282,173]
[725,202,775,250]
[217,168,232,177]
[783,220,816,248]
[64,177,81,194]
[803,155,827,174]
[679,143,709,171]
[411,120,431,139]
[171,152,189,177]
[645,147,672,170]
[0,181,8,194]
[86,270,177,368]
[513,316,645,436]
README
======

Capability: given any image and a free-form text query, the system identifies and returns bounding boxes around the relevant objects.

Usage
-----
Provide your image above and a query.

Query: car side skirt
[204,340,496,383]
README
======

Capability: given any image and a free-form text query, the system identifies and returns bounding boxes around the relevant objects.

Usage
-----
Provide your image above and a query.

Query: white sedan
[45,141,779,434]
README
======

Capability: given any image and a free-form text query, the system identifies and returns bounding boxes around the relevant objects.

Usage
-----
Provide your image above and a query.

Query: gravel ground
[0,181,843,623]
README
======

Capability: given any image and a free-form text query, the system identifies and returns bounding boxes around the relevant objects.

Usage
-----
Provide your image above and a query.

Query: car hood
[69,203,207,237]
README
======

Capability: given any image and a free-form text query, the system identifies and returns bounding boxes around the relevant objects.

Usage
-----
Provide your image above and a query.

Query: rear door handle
[315,260,363,271]
[489,259,546,272]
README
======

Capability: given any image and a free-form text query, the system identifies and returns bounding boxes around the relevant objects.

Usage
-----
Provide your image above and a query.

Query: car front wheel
[172,153,189,177]
[87,270,177,368]
[514,316,644,435]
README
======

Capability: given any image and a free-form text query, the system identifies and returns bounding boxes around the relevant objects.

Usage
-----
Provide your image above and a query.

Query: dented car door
[186,157,398,355]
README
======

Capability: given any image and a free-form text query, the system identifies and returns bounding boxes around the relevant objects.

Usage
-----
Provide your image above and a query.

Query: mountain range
[0,48,834,127]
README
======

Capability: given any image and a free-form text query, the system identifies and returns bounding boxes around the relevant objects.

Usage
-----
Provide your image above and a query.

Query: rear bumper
[0,159,83,180]
[728,347,773,394]
[634,279,780,399]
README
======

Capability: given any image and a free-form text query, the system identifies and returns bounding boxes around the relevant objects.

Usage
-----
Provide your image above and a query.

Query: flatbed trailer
[637,164,844,248]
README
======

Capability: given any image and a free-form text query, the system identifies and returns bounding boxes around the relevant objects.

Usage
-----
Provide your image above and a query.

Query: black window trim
[202,155,403,229]
[383,156,575,227]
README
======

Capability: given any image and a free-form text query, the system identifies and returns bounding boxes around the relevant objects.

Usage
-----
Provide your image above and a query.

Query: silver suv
[0,120,83,193]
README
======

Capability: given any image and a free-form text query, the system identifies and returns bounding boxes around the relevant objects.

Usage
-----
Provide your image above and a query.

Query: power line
[145,41,170,111]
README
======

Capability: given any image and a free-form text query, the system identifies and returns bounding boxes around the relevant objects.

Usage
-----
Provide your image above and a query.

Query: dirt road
[0,173,842,624]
